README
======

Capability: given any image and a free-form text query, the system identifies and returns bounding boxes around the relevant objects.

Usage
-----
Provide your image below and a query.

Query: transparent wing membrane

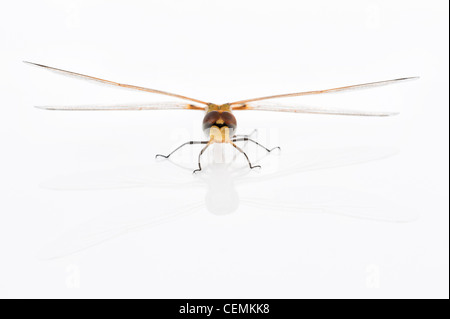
[26,61,417,115]
[232,104,398,117]
[35,102,205,111]
[24,61,209,105]
[229,77,419,105]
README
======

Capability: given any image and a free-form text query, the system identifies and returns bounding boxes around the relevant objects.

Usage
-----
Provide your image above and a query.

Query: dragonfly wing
[232,103,398,117]
[37,200,203,260]
[241,186,419,223]
[24,61,209,105]
[35,102,205,111]
[229,77,419,105]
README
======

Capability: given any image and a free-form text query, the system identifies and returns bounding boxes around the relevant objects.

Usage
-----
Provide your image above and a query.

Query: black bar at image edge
[139,299,313,317]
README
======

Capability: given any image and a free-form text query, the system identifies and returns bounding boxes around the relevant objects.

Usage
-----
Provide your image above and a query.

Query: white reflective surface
[0,0,448,299]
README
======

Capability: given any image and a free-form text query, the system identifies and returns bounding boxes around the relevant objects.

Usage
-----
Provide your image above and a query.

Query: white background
[0,0,448,299]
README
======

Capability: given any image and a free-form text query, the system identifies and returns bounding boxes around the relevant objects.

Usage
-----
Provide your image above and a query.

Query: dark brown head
[202,110,237,137]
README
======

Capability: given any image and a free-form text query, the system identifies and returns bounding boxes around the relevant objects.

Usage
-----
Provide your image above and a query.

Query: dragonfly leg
[231,130,257,161]
[193,142,213,174]
[232,129,258,139]
[156,140,209,159]
[230,142,261,170]
[231,137,281,153]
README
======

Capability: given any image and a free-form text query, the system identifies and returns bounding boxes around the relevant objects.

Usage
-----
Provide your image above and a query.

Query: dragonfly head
[203,104,237,141]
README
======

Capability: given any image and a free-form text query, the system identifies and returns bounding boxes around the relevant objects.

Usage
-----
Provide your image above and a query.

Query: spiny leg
[231,137,281,153]
[230,142,261,170]
[231,130,260,162]
[156,141,209,159]
[232,129,258,139]
[193,142,213,174]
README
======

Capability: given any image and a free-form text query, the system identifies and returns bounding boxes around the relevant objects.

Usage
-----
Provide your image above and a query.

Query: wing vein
[229,77,419,105]
[34,102,205,111]
[233,103,399,117]
[24,61,209,105]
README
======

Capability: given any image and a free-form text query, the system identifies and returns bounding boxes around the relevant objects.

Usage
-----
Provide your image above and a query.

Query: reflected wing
[229,77,418,105]
[241,186,419,223]
[232,103,398,117]
[235,147,399,182]
[35,102,205,111]
[24,61,209,105]
[37,200,203,260]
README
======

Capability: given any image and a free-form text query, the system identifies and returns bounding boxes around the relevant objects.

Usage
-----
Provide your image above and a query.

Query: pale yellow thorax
[206,103,232,113]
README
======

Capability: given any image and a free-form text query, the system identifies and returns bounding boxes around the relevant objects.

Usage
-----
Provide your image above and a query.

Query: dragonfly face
[202,104,237,141]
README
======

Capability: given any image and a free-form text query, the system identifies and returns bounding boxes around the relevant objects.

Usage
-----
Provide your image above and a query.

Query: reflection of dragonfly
[38,147,419,260]
[25,61,418,172]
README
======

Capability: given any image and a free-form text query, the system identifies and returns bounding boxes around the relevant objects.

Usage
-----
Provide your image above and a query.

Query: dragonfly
[25,61,418,173]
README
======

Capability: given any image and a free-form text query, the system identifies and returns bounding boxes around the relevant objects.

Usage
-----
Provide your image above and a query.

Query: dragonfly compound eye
[220,111,237,131]
[202,111,221,131]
